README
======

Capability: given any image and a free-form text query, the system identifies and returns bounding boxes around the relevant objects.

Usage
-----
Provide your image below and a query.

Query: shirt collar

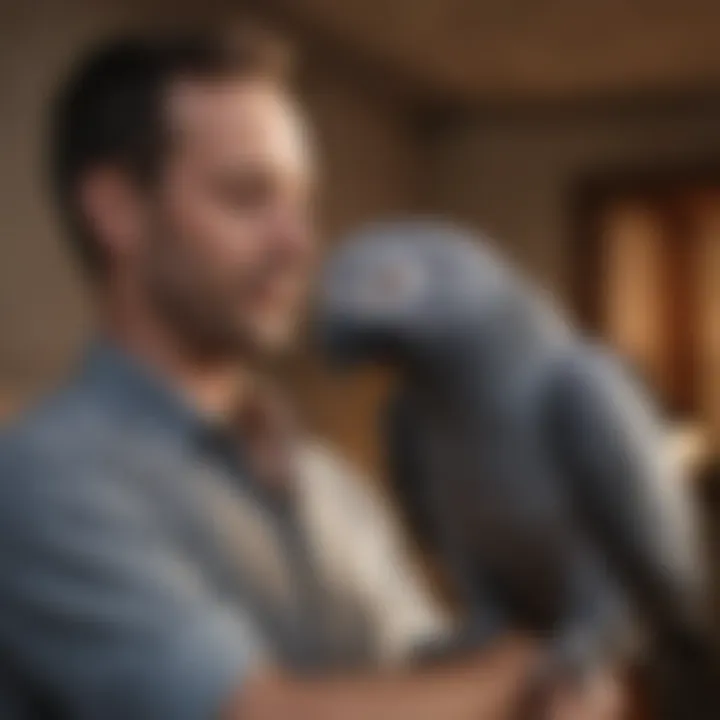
[77,338,299,506]
[78,338,217,442]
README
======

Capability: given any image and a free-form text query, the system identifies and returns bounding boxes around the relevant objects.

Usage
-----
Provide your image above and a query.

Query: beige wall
[0,1,421,470]
[430,102,720,303]
[0,0,135,407]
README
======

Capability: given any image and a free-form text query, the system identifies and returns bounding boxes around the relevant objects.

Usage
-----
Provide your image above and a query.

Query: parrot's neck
[405,314,573,407]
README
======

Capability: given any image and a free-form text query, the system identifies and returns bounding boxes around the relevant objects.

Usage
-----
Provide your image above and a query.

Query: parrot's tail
[643,629,720,720]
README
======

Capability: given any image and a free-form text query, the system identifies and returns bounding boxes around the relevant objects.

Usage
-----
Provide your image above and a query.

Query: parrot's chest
[417,390,572,624]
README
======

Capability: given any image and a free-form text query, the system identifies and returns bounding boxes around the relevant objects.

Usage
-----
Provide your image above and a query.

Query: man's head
[51,26,316,360]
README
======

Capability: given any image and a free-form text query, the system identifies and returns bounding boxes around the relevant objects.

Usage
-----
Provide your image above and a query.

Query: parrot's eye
[375,263,421,298]
[354,260,426,314]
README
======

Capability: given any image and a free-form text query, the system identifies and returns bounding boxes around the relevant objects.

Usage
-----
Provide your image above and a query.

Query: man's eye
[218,174,274,211]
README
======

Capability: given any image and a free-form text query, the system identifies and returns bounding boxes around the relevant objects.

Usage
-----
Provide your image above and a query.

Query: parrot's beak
[314,267,407,368]
[314,312,369,368]
[314,304,401,370]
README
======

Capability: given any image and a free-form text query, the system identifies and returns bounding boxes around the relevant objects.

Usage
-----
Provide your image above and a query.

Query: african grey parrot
[315,220,719,717]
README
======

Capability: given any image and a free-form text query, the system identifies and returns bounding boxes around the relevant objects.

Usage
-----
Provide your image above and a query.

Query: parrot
[315,220,720,718]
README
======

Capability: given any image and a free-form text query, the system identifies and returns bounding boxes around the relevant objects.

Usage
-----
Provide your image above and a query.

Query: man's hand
[549,672,625,720]
[229,636,541,720]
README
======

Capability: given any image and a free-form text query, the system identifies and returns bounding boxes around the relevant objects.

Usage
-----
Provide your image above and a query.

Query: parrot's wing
[384,389,506,639]
[384,390,441,556]
[543,346,706,637]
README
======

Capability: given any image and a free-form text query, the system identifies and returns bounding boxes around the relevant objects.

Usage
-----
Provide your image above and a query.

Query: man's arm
[0,439,622,720]
[229,639,537,720]
[0,443,265,720]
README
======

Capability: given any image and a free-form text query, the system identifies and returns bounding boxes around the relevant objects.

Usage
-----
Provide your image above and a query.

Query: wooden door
[580,182,720,451]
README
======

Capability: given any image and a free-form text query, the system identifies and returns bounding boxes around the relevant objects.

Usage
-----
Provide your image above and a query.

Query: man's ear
[77,167,147,262]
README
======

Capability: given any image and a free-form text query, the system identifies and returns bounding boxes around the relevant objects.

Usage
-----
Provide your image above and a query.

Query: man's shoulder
[2,380,109,462]
[0,380,129,514]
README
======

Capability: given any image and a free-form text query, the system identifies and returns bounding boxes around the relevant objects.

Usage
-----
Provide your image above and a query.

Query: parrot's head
[315,220,514,370]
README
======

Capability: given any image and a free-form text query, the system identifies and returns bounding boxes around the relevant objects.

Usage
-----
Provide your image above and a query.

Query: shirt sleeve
[0,441,267,720]
[296,443,455,667]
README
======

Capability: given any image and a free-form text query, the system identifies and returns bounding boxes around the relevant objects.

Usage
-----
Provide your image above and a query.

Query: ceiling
[265,0,720,103]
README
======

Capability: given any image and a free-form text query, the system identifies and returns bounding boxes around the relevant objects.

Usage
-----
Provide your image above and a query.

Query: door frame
[571,159,720,330]
[570,159,720,417]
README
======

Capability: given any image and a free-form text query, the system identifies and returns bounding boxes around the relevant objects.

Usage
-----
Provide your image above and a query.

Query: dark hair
[49,25,291,275]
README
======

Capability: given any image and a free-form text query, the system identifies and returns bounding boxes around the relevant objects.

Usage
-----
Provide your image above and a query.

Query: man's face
[137,76,316,359]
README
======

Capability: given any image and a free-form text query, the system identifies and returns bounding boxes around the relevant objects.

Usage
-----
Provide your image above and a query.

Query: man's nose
[268,208,313,261]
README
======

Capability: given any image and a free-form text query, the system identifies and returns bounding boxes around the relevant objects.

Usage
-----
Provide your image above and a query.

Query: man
[0,27,618,719]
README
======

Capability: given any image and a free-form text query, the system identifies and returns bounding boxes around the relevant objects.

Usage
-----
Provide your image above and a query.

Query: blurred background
[2,0,720,484]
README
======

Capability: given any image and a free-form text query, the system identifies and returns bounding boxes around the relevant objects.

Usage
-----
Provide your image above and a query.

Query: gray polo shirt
[0,342,447,719]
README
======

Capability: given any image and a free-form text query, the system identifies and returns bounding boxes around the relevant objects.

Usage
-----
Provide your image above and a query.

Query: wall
[0,0,135,409]
[429,100,720,304]
[8,1,720,472]
[292,66,423,471]
[0,0,422,473]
